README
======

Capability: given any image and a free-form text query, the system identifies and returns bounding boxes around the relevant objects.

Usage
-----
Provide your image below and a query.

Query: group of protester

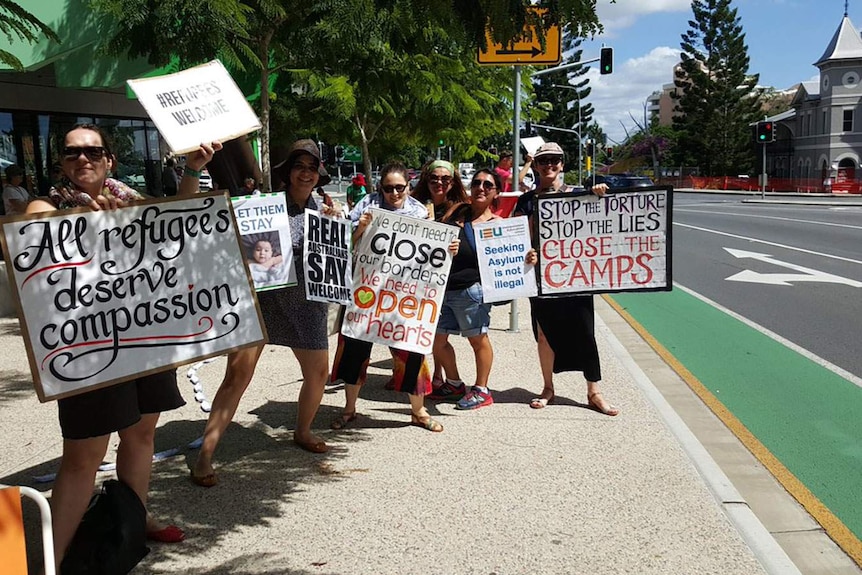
[11,124,618,570]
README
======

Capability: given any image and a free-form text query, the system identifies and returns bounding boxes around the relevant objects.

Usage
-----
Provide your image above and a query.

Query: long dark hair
[411,160,468,208]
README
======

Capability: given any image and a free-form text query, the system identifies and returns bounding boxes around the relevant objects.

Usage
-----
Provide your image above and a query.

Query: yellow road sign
[477,10,561,66]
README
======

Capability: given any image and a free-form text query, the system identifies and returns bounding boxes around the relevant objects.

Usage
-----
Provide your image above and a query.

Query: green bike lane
[607,288,862,564]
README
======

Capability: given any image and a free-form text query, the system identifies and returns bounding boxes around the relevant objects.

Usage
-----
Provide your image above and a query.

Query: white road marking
[675,222,862,266]
[723,248,862,287]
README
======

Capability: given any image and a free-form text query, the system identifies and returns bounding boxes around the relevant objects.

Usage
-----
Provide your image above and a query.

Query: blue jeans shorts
[437,282,492,338]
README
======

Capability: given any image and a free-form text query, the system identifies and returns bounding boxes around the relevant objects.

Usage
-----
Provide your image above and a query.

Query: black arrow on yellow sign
[497,46,542,57]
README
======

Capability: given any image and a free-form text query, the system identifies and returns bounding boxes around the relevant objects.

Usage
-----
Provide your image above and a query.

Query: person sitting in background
[2,165,32,215]
[241,176,260,195]
[161,157,179,196]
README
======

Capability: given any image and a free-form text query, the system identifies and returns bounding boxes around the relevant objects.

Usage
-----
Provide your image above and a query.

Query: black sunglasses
[428,175,452,185]
[470,180,496,191]
[535,156,563,166]
[382,184,407,194]
[63,146,108,162]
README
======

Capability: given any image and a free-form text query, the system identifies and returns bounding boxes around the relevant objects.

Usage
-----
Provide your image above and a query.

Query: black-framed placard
[535,185,673,296]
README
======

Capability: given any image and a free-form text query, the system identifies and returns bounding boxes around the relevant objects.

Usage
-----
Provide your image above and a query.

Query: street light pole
[550,84,582,182]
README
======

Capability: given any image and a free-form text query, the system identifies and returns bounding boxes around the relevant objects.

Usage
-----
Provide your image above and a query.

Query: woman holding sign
[513,142,620,416]
[26,124,189,566]
[185,139,337,490]
[431,169,503,409]
[330,161,456,432]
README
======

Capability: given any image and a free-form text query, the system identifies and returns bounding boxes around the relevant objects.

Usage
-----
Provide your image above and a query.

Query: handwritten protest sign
[536,187,672,295]
[231,193,296,291]
[0,193,266,402]
[473,216,537,302]
[341,208,456,355]
[127,60,261,154]
[303,210,352,304]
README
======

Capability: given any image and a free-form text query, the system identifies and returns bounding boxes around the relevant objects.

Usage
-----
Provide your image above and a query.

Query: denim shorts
[437,282,492,337]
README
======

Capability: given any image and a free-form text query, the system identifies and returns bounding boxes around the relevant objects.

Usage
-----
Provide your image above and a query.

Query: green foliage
[672,0,762,176]
[0,0,60,70]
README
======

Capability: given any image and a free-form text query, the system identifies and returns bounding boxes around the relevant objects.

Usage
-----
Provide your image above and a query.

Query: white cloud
[586,46,681,143]
[596,0,692,34]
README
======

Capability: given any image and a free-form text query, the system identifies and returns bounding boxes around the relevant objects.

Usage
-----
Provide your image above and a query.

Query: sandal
[410,414,443,433]
[587,391,620,416]
[190,470,218,488]
[529,388,555,409]
[293,434,330,453]
[330,411,358,430]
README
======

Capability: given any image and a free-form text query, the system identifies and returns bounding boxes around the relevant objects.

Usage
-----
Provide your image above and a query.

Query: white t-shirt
[2,184,30,215]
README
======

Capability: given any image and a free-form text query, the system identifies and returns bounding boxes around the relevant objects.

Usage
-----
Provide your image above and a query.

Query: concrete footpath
[0,299,856,574]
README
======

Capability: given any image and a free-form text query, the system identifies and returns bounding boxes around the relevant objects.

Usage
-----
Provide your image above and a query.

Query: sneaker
[455,387,494,410]
[428,379,466,401]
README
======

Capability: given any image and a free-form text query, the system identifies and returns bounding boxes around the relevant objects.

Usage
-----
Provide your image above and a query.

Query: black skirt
[529,295,601,381]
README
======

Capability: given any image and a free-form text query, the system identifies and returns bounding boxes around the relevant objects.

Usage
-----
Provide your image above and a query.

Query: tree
[533,32,593,175]
[672,0,761,176]
[286,0,516,180]
[1,1,59,70]
[89,0,605,187]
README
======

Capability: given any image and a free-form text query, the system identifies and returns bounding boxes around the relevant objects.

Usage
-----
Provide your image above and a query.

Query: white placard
[536,188,672,295]
[473,216,538,302]
[340,209,456,355]
[127,60,262,154]
[231,193,296,291]
[303,210,352,304]
[0,194,266,401]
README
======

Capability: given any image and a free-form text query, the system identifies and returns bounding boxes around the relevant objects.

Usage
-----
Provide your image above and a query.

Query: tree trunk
[259,29,274,193]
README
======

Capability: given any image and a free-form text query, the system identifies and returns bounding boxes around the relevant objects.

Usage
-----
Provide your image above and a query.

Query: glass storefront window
[1,110,165,197]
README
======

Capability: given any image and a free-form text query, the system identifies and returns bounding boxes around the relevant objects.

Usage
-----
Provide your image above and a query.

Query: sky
[562,0,859,143]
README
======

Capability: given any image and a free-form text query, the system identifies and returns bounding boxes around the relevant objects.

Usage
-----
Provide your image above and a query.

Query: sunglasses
[63,146,108,162]
[470,180,496,191]
[428,175,452,185]
[535,156,563,166]
[382,184,407,194]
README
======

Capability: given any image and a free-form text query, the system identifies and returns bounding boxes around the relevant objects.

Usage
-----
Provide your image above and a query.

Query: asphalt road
[670,193,862,380]
[608,191,862,553]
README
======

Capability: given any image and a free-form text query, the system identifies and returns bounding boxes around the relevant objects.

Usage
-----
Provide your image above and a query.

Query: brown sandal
[587,391,620,416]
[331,411,358,430]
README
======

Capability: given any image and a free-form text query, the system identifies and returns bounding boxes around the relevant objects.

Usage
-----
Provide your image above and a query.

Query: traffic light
[756,121,775,143]
[438,138,445,146]
[585,140,594,157]
[606,146,613,160]
[334,145,344,162]
[600,47,613,75]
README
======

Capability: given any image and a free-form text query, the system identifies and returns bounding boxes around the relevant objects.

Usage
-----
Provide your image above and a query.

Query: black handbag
[61,479,150,575]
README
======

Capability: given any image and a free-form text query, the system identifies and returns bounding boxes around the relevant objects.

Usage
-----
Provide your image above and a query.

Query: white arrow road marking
[723,248,862,287]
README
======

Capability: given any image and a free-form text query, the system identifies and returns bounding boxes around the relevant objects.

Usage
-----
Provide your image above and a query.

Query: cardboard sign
[340,208,456,355]
[127,60,261,154]
[303,210,352,304]
[231,193,296,291]
[536,187,673,295]
[0,193,266,402]
[473,216,537,302]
